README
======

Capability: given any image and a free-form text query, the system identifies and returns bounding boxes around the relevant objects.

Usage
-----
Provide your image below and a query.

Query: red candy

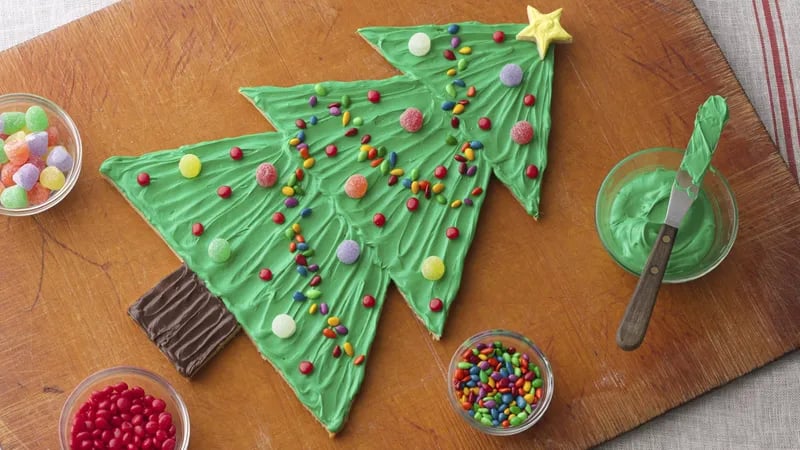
[493,30,506,43]
[434,165,447,179]
[406,197,419,212]
[272,212,285,224]
[525,164,539,179]
[325,144,338,157]
[367,90,381,103]
[217,185,232,198]
[478,117,492,130]
[511,121,534,144]
[295,119,306,129]
[399,107,423,133]
[443,49,456,60]
[259,268,273,281]
[191,223,204,236]
[373,213,386,227]
[446,227,460,239]
[429,298,443,312]
[299,361,314,375]
[136,173,150,186]
[229,146,243,160]
[362,295,376,308]
[451,117,460,128]
[523,94,536,107]
[70,383,176,450]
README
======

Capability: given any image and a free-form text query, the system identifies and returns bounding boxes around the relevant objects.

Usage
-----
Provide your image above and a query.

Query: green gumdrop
[0,139,7,164]
[1,112,25,134]
[25,106,49,132]
[207,238,231,263]
[0,185,29,209]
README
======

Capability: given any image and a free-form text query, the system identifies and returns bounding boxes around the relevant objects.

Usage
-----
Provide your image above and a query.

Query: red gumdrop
[525,164,540,179]
[399,107,423,133]
[217,185,232,198]
[493,30,506,43]
[372,213,386,227]
[191,223,204,236]
[47,126,59,146]
[511,121,534,144]
[27,183,51,205]
[429,298,444,312]
[446,227,460,239]
[229,146,243,160]
[367,90,380,103]
[1,163,21,186]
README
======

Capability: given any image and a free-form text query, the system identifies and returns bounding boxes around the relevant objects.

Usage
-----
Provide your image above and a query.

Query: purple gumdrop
[12,163,40,191]
[499,63,524,87]
[46,146,73,173]
[336,239,360,264]
[25,131,49,157]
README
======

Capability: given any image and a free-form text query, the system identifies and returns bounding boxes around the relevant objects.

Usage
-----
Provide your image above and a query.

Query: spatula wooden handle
[616,224,678,351]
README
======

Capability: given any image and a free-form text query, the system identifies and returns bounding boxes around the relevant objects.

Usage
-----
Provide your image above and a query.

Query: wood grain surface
[1,0,799,448]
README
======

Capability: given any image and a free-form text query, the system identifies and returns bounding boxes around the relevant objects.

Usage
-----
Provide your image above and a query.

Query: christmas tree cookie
[101,7,571,433]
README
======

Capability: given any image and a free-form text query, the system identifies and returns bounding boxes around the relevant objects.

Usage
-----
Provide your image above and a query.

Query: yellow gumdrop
[179,154,202,178]
[421,256,446,281]
[39,166,66,190]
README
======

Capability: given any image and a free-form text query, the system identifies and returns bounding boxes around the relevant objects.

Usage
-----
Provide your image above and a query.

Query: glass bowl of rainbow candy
[447,330,554,436]
[0,93,81,216]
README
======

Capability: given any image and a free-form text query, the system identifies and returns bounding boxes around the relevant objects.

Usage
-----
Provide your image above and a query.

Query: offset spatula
[616,96,729,351]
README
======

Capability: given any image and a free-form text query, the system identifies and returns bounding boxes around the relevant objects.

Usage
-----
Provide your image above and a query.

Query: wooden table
[1,0,799,448]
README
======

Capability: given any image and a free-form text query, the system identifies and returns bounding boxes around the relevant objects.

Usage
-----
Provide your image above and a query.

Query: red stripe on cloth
[761,0,798,175]
[752,0,781,154]
[773,0,800,181]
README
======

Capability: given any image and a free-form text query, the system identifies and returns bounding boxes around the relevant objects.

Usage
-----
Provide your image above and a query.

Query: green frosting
[607,168,715,277]
[101,133,391,433]
[101,20,563,433]
[681,95,729,188]
[359,23,555,218]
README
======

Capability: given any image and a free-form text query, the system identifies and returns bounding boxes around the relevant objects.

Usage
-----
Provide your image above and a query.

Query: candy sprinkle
[137,172,150,186]
[452,339,544,428]
[429,298,443,312]
[362,295,376,308]
[299,361,314,375]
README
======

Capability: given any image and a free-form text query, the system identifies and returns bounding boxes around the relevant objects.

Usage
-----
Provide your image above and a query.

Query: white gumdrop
[271,313,297,339]
[408,32,431,57]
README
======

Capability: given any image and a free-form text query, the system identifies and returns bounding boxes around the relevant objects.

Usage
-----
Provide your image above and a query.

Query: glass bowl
[0,93,82,216]
[59,366,190,450]
[447,330,554,436]
[595,147,738,283]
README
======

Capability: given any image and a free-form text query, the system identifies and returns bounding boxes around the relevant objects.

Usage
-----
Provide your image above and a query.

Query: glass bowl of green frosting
[595,147,738,283]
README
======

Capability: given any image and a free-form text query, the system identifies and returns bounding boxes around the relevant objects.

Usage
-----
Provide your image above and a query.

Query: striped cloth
[697,0,800,182]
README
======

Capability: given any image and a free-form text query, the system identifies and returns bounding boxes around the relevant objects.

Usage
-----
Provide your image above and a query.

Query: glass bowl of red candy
[0,93,82,216]
[59,366,190,450]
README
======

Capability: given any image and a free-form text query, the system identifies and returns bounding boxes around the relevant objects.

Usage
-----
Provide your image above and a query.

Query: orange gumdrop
[47,126,59,146]
[1,163,21,186]
[27,183,51,205]
[3,140,29,166]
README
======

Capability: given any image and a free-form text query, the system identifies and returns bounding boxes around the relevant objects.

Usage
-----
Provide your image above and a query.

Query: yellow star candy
[516,6,573,60]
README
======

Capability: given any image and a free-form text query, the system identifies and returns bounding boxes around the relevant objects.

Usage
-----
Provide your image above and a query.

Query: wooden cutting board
[1,0,798,448]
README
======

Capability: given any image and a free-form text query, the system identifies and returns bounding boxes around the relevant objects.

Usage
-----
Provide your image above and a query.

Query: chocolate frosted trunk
[129,264,240,377]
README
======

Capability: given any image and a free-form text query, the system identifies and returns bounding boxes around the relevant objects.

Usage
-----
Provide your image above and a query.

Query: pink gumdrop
[344,174,368,199]
[26,157,47,172]
[511,121,534,144]
[399,107,423,132]
[4,139,29,165]
[1,163,21,186]
[255,163,278,188]
[27,183,51,205]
